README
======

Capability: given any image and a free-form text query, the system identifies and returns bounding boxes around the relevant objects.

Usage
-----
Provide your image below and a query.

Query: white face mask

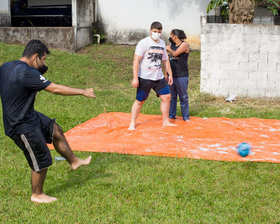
[151,32,161,41]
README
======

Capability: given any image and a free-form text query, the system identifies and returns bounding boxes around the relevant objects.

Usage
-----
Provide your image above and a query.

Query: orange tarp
[50,112,280,163]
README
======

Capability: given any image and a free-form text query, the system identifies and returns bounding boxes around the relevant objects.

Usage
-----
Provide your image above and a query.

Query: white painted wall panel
[97,0,209,49]
[0,0,10,26]
[0,0,10,14]
[200,16,280,98]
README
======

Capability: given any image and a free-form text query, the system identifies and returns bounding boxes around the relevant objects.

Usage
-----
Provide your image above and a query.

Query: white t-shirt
[135,36,168,81]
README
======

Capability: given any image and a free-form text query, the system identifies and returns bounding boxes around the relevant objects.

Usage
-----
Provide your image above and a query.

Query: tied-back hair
[171,29,187,41]
[22,39,50,59]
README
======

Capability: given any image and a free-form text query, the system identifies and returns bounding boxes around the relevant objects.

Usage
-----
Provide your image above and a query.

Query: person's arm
[167,42,190,57]
[45,83,96,98]
[163,60,173,85]
[163,54,170,81]
[131,54,142,88]
[166,44,172,54]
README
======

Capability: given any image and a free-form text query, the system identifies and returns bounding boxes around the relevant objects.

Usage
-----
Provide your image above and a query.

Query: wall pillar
[0,0,11,26]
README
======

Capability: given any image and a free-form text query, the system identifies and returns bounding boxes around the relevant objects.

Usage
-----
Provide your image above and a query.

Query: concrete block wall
[200,16,280,98]
[0,27,75,51]
[253,5,274,25]
[0,16,10,26]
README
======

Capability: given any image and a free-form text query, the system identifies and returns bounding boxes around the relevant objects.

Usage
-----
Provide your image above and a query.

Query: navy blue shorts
[136,77,170,101]
[11,112,55,172]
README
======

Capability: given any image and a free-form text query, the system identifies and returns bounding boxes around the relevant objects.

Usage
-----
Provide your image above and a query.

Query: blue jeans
[169,77,189,120]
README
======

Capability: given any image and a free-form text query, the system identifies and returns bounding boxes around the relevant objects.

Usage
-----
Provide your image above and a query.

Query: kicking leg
[52,123,91,170]
[128,100,145,130]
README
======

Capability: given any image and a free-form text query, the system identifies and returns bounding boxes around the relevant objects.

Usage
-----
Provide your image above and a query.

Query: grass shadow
[46,155,110,195]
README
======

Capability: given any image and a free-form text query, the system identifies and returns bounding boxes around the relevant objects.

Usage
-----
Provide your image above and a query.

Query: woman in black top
[166,29,190,121]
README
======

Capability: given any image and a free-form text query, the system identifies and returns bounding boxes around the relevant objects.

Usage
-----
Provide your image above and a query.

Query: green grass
[1,42,280,223]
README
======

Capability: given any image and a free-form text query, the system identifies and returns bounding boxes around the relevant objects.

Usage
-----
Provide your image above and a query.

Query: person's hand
[166,44,171,53]
[83,88,96,98]
[168,76,173,85]
[131,78,139,88]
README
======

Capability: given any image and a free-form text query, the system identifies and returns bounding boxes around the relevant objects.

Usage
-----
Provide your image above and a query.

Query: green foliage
[207,0,280,17]
[92,22,107,44]
[1,43,280,223]
[207,0,229,20]
[207,0,228,14]
[258,0,280,15]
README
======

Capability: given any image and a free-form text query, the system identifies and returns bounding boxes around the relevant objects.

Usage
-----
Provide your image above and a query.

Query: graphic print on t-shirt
[39,74,49,83]
[147,46,164,69]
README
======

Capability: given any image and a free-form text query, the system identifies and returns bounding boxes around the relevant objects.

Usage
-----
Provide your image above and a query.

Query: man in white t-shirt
[128,21,176,130]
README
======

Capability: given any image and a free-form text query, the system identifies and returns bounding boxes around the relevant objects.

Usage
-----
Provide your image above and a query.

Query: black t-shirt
[169,43,189,78]
[0,60,52,137]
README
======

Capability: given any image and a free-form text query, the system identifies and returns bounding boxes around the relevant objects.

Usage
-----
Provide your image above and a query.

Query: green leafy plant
[207,0,229,17]
[259,0,280,15]
[207,0,280,17]
[92,21,107,44]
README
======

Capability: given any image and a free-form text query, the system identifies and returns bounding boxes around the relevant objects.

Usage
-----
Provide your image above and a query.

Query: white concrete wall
[0,0,9,13]
[72,0,94,50]
[0,0,11,26]
[200,16,280,98]
[0,27,75,51]
[97,0,209,50]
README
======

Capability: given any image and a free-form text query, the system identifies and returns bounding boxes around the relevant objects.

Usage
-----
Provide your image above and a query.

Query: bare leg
[30,169,57,203]
[53,123,91,170]
[128,100,145,130]
[160,94,177,127]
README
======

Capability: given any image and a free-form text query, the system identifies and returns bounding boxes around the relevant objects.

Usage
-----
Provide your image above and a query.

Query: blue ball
[237,143,251,157]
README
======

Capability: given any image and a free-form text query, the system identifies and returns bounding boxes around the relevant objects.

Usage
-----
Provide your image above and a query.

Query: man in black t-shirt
[0,40,96,203]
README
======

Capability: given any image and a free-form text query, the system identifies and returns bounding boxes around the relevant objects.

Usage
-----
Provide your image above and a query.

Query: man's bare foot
[70,156,92,170]
[128,124,136,130]
[163,121,177,127]
[31,194,57,203]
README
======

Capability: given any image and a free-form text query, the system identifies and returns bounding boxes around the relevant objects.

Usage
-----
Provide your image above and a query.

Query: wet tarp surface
[50,112,280,163]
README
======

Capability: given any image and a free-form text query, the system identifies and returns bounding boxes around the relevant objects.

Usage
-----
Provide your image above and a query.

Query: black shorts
[11,112,55,172]
[136,77,170,101]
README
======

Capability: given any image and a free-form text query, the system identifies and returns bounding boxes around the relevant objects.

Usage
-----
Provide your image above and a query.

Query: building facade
[0,0,209,51]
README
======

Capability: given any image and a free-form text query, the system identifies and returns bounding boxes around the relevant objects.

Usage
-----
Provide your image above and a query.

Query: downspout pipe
[93,34,100,44]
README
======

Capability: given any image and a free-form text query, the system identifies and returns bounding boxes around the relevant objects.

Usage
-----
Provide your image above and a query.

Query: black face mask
[36,57,48,74]
[169,37,175,44]
[38,64,48,74]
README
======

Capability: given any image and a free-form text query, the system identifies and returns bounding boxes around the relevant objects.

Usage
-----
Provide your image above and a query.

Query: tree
[228,0,255,24]
[207,0,280,24]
